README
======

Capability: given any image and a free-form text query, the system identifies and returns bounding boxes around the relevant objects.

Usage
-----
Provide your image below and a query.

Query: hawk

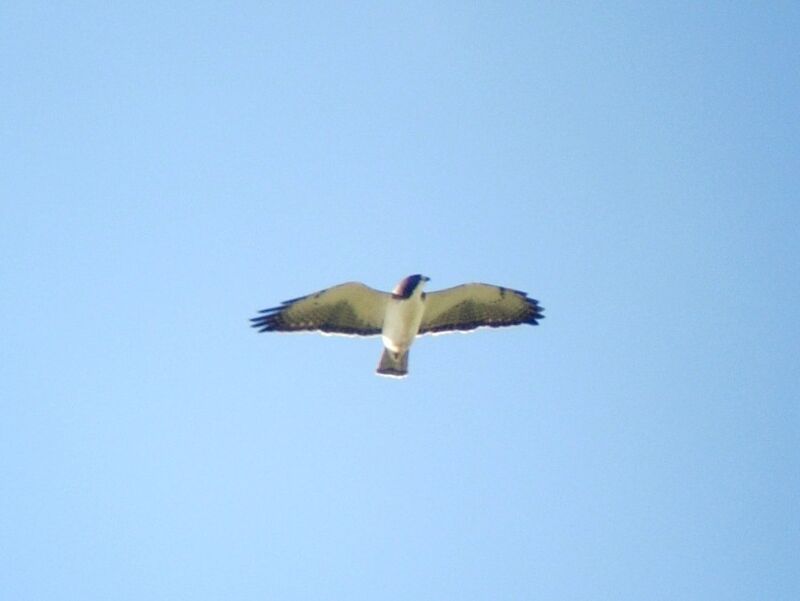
[251,274,544,378]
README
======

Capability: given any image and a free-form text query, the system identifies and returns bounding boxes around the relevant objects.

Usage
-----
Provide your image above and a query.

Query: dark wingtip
[250,311,278,331]
[525,296,545,325]
[250,303,287,331]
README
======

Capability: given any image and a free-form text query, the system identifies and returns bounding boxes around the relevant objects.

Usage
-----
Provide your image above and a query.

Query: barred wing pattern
[419,284,544,335]
[251,282,390,336]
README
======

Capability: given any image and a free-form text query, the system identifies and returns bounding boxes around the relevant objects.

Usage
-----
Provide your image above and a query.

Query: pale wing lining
[251,282,390,336]
[419,284,543,335]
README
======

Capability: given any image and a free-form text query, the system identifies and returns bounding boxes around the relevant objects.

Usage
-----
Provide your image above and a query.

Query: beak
[421,276,431,282]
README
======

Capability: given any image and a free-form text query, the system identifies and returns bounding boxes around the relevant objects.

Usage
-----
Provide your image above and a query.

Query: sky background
[2,2,799,600]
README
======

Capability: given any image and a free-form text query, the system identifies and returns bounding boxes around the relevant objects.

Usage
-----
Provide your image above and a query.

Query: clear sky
[2,3,798,600]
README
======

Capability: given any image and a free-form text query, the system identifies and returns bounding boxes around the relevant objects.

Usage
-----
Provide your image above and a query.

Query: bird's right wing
[251,282,390,337]
[419,283,543,335]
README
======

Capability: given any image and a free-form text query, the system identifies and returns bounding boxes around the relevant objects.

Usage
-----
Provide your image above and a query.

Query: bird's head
[393,274,430,298]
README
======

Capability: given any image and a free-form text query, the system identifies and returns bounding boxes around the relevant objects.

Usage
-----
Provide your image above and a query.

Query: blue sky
[2,3,798,599]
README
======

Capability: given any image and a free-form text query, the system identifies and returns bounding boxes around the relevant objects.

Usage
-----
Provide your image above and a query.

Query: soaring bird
[251,275,544,378]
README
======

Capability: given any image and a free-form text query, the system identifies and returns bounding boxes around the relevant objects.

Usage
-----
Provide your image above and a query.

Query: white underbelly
[381,297,425,352]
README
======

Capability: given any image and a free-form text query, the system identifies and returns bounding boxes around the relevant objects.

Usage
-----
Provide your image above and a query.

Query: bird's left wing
[419,283,544,335]
[251,282,390,336]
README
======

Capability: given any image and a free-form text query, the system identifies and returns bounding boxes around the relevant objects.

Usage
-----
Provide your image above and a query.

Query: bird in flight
[251,275,544,378]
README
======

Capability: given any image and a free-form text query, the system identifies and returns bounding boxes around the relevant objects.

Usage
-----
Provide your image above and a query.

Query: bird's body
[251,274,544,378]
[382,275,427,352]
[377,275,429,377]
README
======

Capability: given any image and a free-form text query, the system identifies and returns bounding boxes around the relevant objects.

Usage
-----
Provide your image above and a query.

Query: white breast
[381,294,426,353]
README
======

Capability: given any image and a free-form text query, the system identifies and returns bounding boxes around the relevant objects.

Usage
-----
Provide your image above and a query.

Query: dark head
[392,274,430,298]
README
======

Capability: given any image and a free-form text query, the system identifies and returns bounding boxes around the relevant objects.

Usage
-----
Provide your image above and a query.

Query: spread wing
[250,282,390,337]
[419,283,544,335]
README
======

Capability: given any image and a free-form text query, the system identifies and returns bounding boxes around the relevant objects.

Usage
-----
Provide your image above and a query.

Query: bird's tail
[376,349,409,378]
